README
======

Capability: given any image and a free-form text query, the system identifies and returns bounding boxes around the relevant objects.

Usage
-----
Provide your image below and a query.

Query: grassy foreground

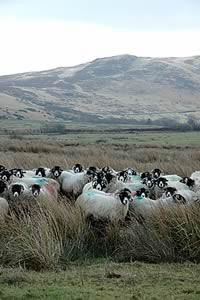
[0,262,200,300]
[1,132,200,299]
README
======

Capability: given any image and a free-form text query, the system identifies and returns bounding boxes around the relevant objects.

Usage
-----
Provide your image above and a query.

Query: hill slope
[0,54,200,122]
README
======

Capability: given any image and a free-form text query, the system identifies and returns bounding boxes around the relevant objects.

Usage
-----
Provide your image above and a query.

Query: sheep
[180,177,195,189]
[126,168,138,176]
[161,185,198,204]
[191,171,200,181]
[30,182,59,202]
[163,174,182,182]
[92,176,108,191]
[129,187,186,219]
[0,180,8,198]
[166,181,190,191]
[11,175,60,196]
[154,177,169,199]
[127,174,141,183]
[0,170,13,182]
[151,168,162,179]
[120,171,145,194]
[102,166,117,176]
[48,166,64,180]
[0,165,6,172]
[173,190,198,204]
[89,172,127,194]
[61,170,95,198]
[72,163,84,174]
[83,175,109,193]
[91,172,126,194]
[153,177,191,200]
[35,167,50,177]
[10,168,26,178]
[162,186,177,198]
[87,166,98,174]
[8,182,30,202]
[76,188,132,221]
[142,175,156,199]
[187,172,200,192]
[140,171,151,180]
[0,197,9,220]
[117,170,129,182]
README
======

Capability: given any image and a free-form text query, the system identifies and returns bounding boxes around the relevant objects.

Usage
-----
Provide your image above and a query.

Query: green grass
[0,262,200,299]
[25,131,200,147]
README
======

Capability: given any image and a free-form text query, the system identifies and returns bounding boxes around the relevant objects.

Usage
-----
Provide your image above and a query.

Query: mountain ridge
[0,54,200,123]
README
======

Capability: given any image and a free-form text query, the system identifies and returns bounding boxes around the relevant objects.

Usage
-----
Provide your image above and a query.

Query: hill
[0,54,200,123]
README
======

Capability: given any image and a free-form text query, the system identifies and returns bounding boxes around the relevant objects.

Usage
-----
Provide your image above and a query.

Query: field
[0,128,200,299]
[0,262,200,299]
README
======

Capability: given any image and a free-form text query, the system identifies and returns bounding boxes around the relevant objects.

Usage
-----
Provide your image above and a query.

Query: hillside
[0,54,200,123]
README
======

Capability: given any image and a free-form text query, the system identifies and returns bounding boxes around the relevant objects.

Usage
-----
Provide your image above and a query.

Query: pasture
[0,129,200,299]
[0,262,200,299]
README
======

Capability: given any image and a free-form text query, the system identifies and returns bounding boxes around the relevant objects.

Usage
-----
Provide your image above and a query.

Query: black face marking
[117,171,128,183]
[0,170,12,182]
[136,188,149,198]
[31,184,41,197]
[94,171,104,180]
[164,187,177,197]
[156,177,168,189]
[151,168,162,179]
[86,169,97,180]
[118,188,132,205]
[102,166,113,174]
[10,168,25,178]
[88,166,97,173]
[51,166,63,178]
[140,172,150,180]
[105,173,115,184]
[126,168,137,176]
[143,175,155,188]
[173,194,186,204]
[11,184,24,197]
[92,177,108,191]
[0,180,7,194]
[180,177,195,188]
[0,165,6,172]
[73,163,84,173]
[35,167,46,177]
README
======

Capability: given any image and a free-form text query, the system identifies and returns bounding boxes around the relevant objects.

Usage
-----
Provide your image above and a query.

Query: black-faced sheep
[76,188,132,221]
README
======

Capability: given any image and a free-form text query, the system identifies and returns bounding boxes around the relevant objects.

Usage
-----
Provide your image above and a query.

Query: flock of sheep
[0,163,200,221]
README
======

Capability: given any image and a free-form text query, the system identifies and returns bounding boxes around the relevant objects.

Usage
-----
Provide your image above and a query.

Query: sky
[0,0,200,75]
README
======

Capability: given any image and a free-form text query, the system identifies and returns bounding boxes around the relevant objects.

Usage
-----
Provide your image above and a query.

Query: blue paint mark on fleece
[32,177,46,185]
[134,196,144,201]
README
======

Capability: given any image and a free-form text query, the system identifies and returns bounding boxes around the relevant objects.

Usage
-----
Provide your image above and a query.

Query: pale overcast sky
[0,0,200,75]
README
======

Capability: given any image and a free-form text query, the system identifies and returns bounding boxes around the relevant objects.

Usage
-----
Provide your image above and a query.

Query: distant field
[39,131,200,147]
[0,120,200,147]
[0,262,200,300]
[11,131,200,148]
[0,119,161,131]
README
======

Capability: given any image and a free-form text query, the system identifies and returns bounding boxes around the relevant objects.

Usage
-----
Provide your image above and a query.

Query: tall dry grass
[0,136,200,269]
